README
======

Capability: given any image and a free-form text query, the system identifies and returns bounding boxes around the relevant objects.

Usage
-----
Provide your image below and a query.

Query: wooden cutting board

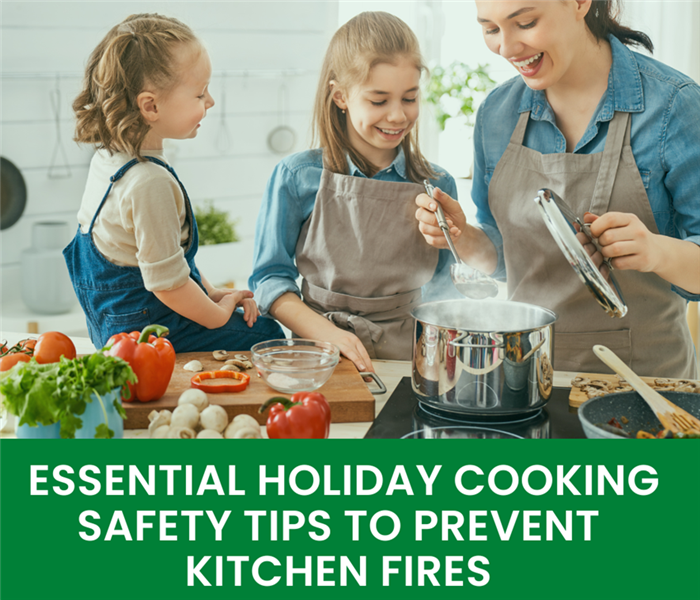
[568,372,700,408]
[122,352,375,429]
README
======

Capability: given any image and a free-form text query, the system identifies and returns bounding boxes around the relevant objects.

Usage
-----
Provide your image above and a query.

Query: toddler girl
[249,11,458,371]
[64,13,283,351]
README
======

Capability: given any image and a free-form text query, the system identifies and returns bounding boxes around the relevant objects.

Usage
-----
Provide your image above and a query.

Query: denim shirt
[249,147,459,315]
[472,35,700,301]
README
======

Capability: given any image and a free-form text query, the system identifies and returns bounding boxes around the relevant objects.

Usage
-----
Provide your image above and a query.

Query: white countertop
[1,331,576,439]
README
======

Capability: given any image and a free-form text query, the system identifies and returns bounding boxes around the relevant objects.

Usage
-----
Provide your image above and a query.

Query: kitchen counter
[1,331,577,439]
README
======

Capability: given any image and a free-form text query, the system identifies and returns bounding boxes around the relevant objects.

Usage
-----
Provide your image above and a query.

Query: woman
[416,0,700,377]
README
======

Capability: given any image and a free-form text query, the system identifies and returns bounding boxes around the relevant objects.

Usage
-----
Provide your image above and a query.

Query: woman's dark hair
[585,0,653,53]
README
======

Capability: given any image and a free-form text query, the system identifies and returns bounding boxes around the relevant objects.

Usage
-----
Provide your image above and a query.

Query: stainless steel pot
[412,300,557,417]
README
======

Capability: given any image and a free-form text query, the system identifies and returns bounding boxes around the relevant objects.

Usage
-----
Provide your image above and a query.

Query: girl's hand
[326,329,374,374]
[584,212,661,273]
[414,187,466,248]
[218,290,260,327]
[208,287,235,302]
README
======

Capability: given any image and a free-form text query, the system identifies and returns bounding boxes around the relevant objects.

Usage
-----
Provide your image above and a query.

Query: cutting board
[122,352,375,429]
[568,372,699,408]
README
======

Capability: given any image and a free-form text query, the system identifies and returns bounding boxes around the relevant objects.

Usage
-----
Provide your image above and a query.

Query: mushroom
[167,427,196,439]
[171,404,200,430]
[178,388,209,412]
[213,350,229,361]
[148,409,172,437]
[199,405,229,433]
[224,414,261,439]
[197,429,224,439]
[151,425,171,439]
[183,360,203,372]
[220,364,240,372]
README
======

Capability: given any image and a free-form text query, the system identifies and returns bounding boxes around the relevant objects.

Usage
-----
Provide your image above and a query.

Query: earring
[342,109,346,114]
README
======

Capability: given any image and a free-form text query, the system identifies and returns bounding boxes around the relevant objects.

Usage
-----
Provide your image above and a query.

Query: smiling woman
[414,0,700,378]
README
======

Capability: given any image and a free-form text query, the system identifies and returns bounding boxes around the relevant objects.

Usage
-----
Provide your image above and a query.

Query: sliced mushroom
[213,350,229,361]
[183,360,203,372]
[224,358,253,370]
[220,364,241,372]
[200,405,229,433]
[171,403,200,430]
[178,388,209,412]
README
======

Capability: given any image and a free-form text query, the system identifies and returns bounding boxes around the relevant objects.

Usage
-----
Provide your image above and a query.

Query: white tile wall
[1,0,338,335]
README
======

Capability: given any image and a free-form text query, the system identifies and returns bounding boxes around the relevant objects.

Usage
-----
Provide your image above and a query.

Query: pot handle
[449,332,505,349]
[359,372,387,395]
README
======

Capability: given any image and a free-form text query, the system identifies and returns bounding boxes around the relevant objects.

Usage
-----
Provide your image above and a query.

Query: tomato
[0,352,31,372]
[33,332,77,364]
[18,338,37,352]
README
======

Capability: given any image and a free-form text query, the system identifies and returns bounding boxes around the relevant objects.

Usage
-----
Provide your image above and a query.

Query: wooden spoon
[593,345,700,435]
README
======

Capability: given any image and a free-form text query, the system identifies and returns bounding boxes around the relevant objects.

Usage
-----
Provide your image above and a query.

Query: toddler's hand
[217,289,259,327]
[208,287,235,302]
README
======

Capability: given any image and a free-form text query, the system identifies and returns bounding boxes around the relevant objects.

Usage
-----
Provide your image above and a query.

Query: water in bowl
[259,348,338,393]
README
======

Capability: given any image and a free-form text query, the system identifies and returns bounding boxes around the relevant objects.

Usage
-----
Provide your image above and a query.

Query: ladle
[423,180,498,300]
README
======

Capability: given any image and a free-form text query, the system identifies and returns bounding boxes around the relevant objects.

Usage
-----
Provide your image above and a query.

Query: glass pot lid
[534,188,628,318]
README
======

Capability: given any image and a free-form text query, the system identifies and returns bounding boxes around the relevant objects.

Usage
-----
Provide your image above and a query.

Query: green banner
[1,440,698,600]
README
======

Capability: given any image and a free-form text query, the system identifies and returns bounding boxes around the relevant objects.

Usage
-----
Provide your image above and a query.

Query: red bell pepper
[105,324,176,402]
[259,392,331,439]
[191,370,250,393]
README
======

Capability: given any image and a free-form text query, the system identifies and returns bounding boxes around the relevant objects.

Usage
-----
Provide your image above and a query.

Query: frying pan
[1,156,27,230]
[578,390,700,439]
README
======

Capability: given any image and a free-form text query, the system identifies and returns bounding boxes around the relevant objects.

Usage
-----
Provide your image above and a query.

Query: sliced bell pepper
[259,392,331,439]
[191,370,250,393]
[105,324,176,402]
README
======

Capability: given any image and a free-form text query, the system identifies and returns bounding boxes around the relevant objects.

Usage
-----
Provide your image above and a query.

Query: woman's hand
[217,290,259,327]
[415,187,466,248]
[325,328,375,374]
[584,212,660,273]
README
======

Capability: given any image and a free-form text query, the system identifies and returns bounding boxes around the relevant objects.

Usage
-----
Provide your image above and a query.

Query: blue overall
[63,156,284,351]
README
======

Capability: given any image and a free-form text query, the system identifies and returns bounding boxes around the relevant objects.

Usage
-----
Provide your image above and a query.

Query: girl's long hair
[73,13,198,160]
[584,0,653,53]
[312,11,436,182]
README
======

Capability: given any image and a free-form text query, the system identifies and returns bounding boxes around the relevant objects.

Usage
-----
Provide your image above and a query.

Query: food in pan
[572,375,700,399]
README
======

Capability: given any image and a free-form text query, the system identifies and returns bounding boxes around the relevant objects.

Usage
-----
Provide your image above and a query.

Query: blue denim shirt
[473,36,700,301]
[249,147,459,315]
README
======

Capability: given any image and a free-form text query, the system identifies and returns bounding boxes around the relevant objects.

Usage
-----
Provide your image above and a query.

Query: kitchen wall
[1,0,338,336]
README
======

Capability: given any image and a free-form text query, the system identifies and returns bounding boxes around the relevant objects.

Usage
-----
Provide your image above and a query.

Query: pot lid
[534,188,627,318]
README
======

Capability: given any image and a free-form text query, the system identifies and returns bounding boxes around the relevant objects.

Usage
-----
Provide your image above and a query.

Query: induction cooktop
[364,377,585,439]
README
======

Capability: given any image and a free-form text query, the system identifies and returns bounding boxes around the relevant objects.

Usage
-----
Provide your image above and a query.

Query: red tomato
[33,332,77,364]
[0,352,31,372]
[18,338,37,352]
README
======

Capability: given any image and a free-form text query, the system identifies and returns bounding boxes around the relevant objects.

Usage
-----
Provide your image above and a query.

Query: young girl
[249,11,459,371]
[64,13,283,351]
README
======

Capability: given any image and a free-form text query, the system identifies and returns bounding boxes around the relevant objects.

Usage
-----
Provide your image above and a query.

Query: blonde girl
[64,13,283,351]
[249,11,458,371]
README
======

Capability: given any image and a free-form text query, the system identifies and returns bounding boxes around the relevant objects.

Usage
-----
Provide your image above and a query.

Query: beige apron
[296,168,439,359]
[488,110,696,378]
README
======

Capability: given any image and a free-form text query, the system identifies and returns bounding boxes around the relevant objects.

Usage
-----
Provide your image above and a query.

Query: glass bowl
[251,339,340,393]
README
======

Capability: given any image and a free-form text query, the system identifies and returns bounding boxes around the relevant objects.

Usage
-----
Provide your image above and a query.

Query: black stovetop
[364,377,585,439]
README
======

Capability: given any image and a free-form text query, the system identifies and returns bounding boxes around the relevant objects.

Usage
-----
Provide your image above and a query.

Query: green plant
[194,201,239,245]
[424,61,496,131]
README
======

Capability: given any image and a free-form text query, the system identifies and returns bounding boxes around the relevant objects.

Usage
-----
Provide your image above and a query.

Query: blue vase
[16,421,62,439]
[75,388,124,439]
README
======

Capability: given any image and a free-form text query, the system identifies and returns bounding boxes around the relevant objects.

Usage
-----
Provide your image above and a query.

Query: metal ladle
[423,180,498,300]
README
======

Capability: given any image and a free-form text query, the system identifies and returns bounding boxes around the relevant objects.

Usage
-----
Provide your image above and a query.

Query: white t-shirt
[77,149,191,292]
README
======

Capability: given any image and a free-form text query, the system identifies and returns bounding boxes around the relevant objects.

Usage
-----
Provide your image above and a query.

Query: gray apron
[488,110,697,378]
[296,168,439,359]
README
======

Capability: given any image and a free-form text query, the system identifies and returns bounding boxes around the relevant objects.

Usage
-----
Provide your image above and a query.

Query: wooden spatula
[593,345,700,435]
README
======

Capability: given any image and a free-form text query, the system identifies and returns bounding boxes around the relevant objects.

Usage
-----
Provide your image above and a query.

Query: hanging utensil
[423,180,498,300]
[593,344,700,435]
[0,156,27,230]
[534,188,627,318]
[215,73,232,153]
[267,80,296,155]
[48,75,71,179]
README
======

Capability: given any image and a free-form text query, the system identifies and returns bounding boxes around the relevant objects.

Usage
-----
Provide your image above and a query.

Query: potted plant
[193,200,240,287]
[423,61,496,178]
[0,353,136,439]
